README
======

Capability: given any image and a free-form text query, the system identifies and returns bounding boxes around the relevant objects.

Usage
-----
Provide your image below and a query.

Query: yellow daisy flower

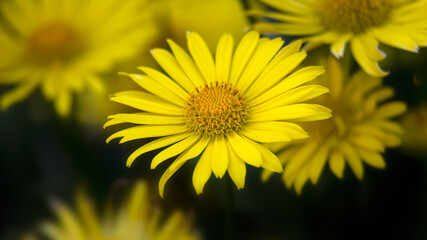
[250,0,427,77]
[0,0,157,116]
[262,56,407,194]
[105,31,332,196]
[39,181,199,240]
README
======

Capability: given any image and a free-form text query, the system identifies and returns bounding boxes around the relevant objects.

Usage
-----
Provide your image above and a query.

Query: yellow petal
[236,37,284,92]
[0,81,38,110]
[167,39,205,87]
[250,141,283,173]
[350,37,388,77]
[309,142,329,184]
[229,31,259,86]
[106,113,184,127]
[329,150,345,179]
[227,142,246,189]
[227,132,262,167]
[246,51,307,99]
[242,121,308,142]
[106,125,188,144]
[249,104,331,122]
[212,136,229,178]
[111,91,184,116]
[215,34,234,83]
[138,67,189,100]
[122,73,184,106]
[340,141,364,179]
[169,137,210,171]
[248,65,324,104]
[187,32,216,84]
[150,48,195,92]
[126,133,191,167]
[151,134,200,169]
[193,142,214,194]
[357,149,386,169]
[372,26,419,52]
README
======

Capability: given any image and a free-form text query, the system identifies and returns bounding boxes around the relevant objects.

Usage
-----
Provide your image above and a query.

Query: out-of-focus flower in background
[33,181,199,240]
[154,0,249,51]
[250,0,427,77]
[104,31,332,196]
[0,0,158,116]
[263,55,407,193]
[401,103,427,156]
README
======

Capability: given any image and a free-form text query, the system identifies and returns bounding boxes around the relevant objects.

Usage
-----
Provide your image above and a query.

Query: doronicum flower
[105,31,332,196]
[39,181,199,240]
[250,0,427,77]
[262,56,406,194]
[0,0,157,116]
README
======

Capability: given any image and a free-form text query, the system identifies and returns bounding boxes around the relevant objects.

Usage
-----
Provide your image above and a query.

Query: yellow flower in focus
[39,182,199,240]
[262,56,407,194]
[250,0,427,77]
[0,0,158,116]
[105,31,332,196]
[401,103,427,156]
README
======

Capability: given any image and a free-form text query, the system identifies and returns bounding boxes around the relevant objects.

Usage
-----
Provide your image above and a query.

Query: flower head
[39,181,199,240]
[250,0,427,77]
[105,31,332,196]
[262,56,406,193]
[0,0,158,116]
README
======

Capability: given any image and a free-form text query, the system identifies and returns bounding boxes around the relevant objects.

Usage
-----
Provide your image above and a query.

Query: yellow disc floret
[319,0,392,34]
[27,22,82,62]
[185,81,248,137]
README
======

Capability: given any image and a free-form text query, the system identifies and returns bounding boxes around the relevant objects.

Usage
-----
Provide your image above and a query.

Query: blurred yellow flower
[263,56,407,194]
[250,0,427,77]
[39,181,199,240]
[401,103,427,155]
[105,31,332,196]
[0,0,158,116]
[155,0,249,51]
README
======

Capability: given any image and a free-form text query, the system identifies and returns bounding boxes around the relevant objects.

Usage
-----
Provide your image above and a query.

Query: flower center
[27,22,82,62]
[319,0,392,34]
[185,82,248,137]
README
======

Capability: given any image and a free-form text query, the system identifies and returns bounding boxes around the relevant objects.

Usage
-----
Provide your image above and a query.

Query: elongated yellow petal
[229,31,259,85]
[236,37,284,92]
[187,32,216,84]
[111,91,184,116]
[151,134,200,169]
[193,142,213,194]
[227,142,246,189]
[250,141,283,173]
[243,121,308,142]
[340,141,364,179]
[138,67,189,100]
[249,104,331,122]
[350,38,388,77]
[309,142,329,184]
[106,125,188,144]
[358,149,386,169]
[227,132,262,167]
[215,34,234,83]
[167,39,205,87]
[248,64,323,105]
[126,133,191,167]
[122,73,184,106]
[150,48,195,92]
[211,136,229,178]
[329,150,345,179]
[251,85,329,113]
[106,113,184,127]
[169,137,210,171]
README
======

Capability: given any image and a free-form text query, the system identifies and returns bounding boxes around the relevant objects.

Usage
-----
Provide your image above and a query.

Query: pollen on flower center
[185,81,248,137]
[319,0,392,34]
[27,22,82,61]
